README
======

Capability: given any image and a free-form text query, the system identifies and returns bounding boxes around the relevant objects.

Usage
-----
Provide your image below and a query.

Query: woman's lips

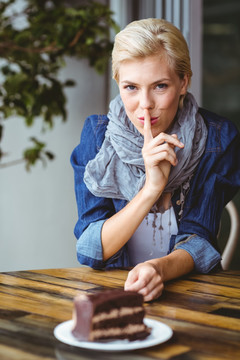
[138,117,158,125]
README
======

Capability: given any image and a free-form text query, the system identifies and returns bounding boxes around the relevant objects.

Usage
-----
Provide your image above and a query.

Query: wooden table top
[0,267,239,360]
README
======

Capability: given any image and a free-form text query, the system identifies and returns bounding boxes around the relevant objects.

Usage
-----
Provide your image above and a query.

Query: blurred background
[0,0,239,271]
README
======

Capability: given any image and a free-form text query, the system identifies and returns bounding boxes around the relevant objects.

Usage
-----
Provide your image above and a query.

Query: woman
[71,18,240,301]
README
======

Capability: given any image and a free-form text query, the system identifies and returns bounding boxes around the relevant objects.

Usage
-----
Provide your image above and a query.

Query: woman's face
[118,54,188,138]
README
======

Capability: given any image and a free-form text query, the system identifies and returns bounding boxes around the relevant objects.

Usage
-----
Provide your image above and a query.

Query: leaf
[1,65,15,76]
[29,137,45,149]
[64,79,75,87]
[45,151,55,160]
[23,136,55,170]
[25,115,34,127]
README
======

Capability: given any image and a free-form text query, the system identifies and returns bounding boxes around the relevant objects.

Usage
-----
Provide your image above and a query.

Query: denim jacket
[71,108,240,272]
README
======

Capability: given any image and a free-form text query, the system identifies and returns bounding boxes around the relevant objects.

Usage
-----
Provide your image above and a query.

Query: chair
[221,201,240,270]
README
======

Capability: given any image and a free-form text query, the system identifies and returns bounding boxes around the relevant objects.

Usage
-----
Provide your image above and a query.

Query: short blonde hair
[112,18,192,85]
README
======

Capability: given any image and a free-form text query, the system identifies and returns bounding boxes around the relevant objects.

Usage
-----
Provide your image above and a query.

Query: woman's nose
[139,91,154,109]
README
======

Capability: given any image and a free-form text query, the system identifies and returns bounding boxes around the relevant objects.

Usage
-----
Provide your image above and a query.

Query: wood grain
[0,267,240,359]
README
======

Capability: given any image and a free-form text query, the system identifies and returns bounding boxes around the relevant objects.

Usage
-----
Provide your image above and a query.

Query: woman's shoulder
[83,114,109,129]
[199,107,238,133]
[71,115,109,166]
[81,114,109,148]
[199,107,239,151]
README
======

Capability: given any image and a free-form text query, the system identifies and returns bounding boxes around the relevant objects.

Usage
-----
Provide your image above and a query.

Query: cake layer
[92,306,143,323]
[89,323,150,342]
[72,289,151,342]
[93,311,145,330]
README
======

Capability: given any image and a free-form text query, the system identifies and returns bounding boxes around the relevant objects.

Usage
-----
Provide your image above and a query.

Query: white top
[127,207,178,266]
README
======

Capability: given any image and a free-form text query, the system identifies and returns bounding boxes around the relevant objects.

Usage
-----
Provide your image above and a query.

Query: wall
[0,57,107,271]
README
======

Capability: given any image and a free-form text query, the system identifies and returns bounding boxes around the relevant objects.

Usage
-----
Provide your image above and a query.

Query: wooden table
[0,267,239,360]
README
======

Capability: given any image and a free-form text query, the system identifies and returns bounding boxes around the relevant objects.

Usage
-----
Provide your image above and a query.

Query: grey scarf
[84,92,208,202]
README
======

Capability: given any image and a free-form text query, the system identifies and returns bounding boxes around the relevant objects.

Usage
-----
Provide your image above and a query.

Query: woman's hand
[142,109,184,198]
[124,261,164,302]
[124,250,195,302]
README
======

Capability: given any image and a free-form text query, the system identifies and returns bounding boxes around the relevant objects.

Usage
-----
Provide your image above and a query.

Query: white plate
[54,318,173,352]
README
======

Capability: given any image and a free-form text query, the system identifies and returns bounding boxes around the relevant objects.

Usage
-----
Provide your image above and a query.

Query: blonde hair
[112,18,192,87]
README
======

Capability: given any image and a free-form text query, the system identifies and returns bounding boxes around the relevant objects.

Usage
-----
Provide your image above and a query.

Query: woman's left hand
[124,261,164,302]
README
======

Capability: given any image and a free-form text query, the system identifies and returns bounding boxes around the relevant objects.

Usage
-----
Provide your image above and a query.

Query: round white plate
[54,318,173,352]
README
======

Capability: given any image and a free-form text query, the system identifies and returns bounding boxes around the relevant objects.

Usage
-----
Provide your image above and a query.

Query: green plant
[0,0,118,170]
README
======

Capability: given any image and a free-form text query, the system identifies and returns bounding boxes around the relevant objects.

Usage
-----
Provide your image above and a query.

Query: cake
[71,289,151,342]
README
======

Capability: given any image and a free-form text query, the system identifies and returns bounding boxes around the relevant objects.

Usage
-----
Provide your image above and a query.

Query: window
[203,0,240,130]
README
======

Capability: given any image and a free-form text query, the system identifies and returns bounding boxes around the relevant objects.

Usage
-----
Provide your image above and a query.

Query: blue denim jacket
[71,108,240,272]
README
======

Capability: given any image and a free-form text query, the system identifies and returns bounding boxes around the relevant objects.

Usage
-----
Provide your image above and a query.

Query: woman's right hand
[142,109,184,198]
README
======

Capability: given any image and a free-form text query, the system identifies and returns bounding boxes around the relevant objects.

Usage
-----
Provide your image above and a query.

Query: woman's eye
[125,85,136,91]
[156,83,167,90]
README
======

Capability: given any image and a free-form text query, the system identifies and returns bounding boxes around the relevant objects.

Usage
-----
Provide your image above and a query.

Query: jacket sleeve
[70,115,128,269]
[170,113,240,273]
[170,233,221,273]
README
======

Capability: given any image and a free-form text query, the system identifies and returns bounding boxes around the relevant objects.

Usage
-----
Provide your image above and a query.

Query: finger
[124,269,139,290]
[138,270,161,294]
[143,109,153,144]
[138,273,164,301]
[152,133,184,149]
[125,267,151,293]
[148,142,178,157]
[146,149,178,167]
[143,282,164,302]
[125,276,149,292]
[170,133,184,149]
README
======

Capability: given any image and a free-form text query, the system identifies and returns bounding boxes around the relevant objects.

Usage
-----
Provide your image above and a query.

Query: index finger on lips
[143,109,153,144]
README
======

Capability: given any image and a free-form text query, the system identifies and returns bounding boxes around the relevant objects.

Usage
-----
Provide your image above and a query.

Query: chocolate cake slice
[71,289,151,342]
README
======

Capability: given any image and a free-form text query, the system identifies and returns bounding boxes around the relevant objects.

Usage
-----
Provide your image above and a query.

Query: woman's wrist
[146,249,195,283]
[141,182,164,204]
[145,258,165,281]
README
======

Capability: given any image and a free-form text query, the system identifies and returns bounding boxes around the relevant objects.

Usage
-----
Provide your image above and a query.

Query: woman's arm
[124,249,194,301]
[101,109,184,260]
[71,115,125,268]
[101,185,161,261]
